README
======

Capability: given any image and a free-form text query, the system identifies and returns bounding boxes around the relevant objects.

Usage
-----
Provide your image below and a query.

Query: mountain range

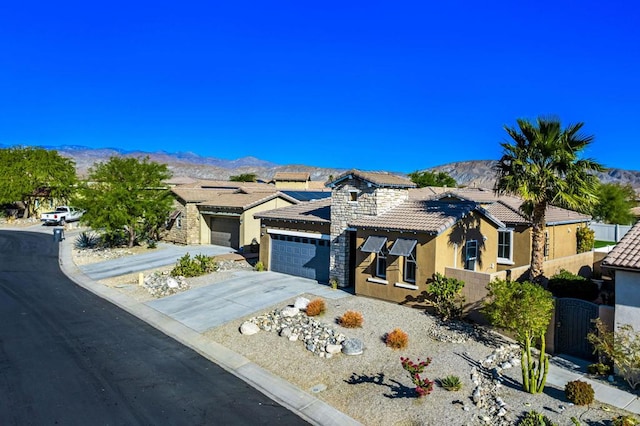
[4,144,640,190]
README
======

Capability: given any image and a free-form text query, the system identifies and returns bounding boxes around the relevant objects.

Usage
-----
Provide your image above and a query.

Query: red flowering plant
[400,357,434,397]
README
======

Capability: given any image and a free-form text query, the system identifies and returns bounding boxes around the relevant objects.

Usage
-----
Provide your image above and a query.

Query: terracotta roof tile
[255,198,331,223]
[329,169,415,188]
[602,222,640,270]
[273,172,310,181]
[349,200,478,234]
[198,192,293,210]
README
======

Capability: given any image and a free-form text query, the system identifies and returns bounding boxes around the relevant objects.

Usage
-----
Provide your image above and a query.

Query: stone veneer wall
[329,177,408,287]
[185,203,201,245]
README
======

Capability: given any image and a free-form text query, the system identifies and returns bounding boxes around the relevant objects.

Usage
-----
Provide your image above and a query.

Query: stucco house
[165,180,298,252]
[272,172,312,190]
[255,169,592,303]
[601,221,640,331]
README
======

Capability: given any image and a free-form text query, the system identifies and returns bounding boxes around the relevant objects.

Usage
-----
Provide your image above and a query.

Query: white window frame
[376,245,388,279]
[497,228,514,264]
[465,240,477,271]
[176,215,182,229]
[404,247,417,283]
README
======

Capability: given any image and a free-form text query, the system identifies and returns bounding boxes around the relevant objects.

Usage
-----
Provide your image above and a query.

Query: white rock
[281,306,300,317]
[472,388,481,404]
[497,407,506,417]
[326,344,342,354]
[294,297,310,309]
[289,334,299,341]
[500,361,512,370]
[166,277,180,288]
[280,327,292,338]
[240,321,260,335]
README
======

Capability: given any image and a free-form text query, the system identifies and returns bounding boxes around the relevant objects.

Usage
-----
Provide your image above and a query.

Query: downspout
[453,243,458,268]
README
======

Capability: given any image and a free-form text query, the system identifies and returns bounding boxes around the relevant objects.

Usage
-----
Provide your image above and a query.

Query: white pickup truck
[40,206,84,226]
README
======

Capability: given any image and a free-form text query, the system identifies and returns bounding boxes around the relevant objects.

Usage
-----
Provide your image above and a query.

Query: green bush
[426,273,465,321]
[587,362,611,376]
[576,226,595,253]
[74,231,100,249]
[254,261,265,272]
[171,253,217,278]
[565,380,594,405]
[547,269,598,301]
[517,410,557,426]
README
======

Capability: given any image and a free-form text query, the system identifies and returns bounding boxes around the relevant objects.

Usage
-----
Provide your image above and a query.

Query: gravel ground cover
[68,243,636,426]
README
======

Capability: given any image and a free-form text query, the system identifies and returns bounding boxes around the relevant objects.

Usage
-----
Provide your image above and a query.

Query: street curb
[56,234,362,426]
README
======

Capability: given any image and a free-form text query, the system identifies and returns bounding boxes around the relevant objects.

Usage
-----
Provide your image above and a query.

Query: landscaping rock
[294,297,310,310]
[342,338,363,355]
[240,321,260,335]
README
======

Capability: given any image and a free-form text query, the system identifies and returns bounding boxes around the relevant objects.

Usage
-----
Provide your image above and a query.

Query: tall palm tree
[494,117,604,283]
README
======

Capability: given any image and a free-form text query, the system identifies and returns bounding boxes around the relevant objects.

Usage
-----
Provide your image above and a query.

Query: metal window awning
[360,236,388,253]
[169,210,182,220]
[389,238,417,257]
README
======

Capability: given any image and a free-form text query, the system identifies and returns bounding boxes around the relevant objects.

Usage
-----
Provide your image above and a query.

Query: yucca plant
[74,231,100,249]
[440,375,462,391]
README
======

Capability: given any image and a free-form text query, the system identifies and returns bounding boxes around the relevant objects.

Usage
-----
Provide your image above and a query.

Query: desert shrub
[400,357,433,397]
[565,380,595,405]
[74,231,100,249]
[385,328,408,349]
[306,298,326,316]
[426,273,465,321]
[102,230,128,248]
[171,253,217,278]
[588,319,640,389]
[146,239,157,249]
[254,261,265,272]
[339,310,363,328]
[547,269,598,301]
[612,415,639,426]
[439,375,462,391]
[517,411,557,426]
[587,362,611,376]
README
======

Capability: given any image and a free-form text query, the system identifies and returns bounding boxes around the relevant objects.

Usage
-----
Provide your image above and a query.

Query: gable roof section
[328,169,416,189]
[273,172,310,182]
[602,222,640,271]
[348,200,496,235]
[254,198,331,224]
[412,187,591,226]
[198,191,298,211]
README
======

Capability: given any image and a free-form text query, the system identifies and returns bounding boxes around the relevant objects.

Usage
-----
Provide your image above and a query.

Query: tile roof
[328,169,416,188]
[349,200,479,234]
[602,222,640,271]
[273,172,311,182]
[411,187,590,226]
[198,192,295,210]
[254,198,331,223]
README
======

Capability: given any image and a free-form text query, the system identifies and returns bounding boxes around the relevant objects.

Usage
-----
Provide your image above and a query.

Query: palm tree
[494,117,604,283]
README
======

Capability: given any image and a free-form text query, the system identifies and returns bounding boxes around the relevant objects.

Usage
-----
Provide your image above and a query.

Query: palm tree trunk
[529,202,547,283]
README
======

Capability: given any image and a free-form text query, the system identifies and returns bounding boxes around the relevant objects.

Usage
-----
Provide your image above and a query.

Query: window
[497,229,513,264]
[176,215,182,229]
[389,238,418,283]
[349,190,358,202]
[465,240,477,271]
[376,245,388,279]
[404,247,417,283]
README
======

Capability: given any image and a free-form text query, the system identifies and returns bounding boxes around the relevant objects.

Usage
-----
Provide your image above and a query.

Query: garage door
[210,217,240,249]
[270,234,329,283]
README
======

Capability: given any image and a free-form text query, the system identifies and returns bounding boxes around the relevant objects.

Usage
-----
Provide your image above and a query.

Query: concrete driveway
[79,243,235,280]
[147,271,351,332]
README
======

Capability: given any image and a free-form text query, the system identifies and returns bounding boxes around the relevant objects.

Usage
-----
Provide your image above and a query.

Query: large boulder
[240,321,260,335]
[342,338,364,356]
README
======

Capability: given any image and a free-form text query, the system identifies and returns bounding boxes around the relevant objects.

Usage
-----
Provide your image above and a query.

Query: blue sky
[1,1,638,172]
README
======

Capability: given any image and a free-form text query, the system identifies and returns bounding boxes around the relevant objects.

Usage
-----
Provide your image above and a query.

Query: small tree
[576,226,595,253]
[229,173,257,182]
[408,170,457,188]
[587,319,640,389]
[592,183,636,225]
[73,156,173,247]
[483,279,554,393]
[426,273,465,321]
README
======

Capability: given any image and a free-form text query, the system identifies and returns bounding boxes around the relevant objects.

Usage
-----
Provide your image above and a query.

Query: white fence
[589,222,632,242]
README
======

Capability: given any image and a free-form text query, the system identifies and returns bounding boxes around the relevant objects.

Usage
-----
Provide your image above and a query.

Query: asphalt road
[0,231,308,426]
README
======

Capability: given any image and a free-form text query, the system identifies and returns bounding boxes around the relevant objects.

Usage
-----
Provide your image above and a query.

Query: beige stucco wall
[275,181,309,190]
[241,197,294,252]
[547,223,581,259]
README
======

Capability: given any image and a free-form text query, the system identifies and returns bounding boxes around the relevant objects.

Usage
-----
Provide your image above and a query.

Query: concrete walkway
[50,227,639,419]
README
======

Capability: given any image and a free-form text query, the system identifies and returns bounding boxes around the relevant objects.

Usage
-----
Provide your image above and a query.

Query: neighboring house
[601,221,640,331]
[165,180,297,252]
[255,169,592,303]
[272,172,312,190]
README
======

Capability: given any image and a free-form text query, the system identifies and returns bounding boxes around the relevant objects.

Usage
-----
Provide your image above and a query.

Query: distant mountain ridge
[2,144,639,189]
